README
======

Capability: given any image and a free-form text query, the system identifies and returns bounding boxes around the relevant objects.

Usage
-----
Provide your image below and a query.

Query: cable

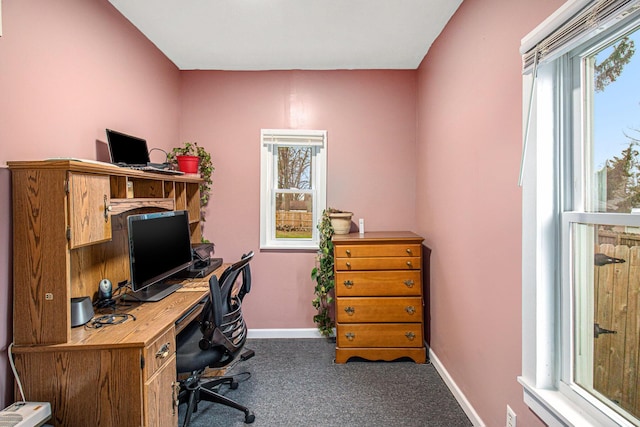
[230,371,251,384]
[85,313,136,329]
[148,148,169,164]
[7,342,26,402]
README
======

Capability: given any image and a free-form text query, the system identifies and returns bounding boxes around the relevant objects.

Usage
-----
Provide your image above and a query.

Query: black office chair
[176,251,255,425]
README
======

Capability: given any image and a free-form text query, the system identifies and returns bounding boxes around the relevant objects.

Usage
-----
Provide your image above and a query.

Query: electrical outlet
[506,405,517,427]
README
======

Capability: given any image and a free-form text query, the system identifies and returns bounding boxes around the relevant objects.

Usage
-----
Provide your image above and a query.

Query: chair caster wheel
[230,380,239,390]
[244,411,255,423]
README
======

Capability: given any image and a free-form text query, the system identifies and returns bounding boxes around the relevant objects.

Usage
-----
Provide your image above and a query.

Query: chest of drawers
[333,231,426,363]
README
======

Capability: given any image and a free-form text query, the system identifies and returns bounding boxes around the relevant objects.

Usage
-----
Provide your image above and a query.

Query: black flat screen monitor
[127,210,193,302]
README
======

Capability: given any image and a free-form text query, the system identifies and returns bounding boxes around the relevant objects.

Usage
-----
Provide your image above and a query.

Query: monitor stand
[130,282,182,302]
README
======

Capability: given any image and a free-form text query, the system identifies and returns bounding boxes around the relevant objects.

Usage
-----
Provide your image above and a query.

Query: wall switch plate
[506,405,516,427]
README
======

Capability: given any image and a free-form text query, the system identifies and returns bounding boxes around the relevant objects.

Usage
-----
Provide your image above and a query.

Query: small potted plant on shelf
[311,208,336,339]
[167,142,214,206]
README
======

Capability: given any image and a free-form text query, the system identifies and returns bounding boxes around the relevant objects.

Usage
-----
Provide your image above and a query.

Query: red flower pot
[176,155,199,174]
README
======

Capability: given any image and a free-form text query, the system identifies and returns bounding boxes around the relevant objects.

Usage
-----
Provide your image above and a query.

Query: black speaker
[71,297,94,327]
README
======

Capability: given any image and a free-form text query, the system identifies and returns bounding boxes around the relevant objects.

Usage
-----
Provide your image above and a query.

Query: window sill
[518,377,625,427]
[259,243,318,251]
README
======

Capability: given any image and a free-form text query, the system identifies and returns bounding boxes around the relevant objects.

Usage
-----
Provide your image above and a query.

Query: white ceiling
[108,0,463,71]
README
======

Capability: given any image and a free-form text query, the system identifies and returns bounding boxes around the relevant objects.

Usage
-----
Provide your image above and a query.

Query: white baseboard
[429,348,485,427]
[247,328,326,339]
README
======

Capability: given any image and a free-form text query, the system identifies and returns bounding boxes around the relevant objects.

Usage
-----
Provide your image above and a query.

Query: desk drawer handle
[345,332,355,341]
[406,248,412,255]
[346,262,351,268]
[171,381,180,415]
[403,279,414,288]
[405,306,416,315]
[344,306,355,315]
[405,332,416,341]
[156,342,171,359]
[343,280,354,288]
[345,249,351,256]
[406,261,413,267]
[103,195,112,222]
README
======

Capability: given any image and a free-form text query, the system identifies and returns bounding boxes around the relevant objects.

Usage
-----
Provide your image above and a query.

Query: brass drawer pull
[171,381,180,415]
[346,249,351,256]
[156,342,171,359]
[406,261,412,267]
[403,279,414,288]
[103,195,111,222]
[406,248,412,255]
[405,306,416,315]
[405,332,416,341]
[343,280,354,288]
[345,332,355,341]
[346,262,351,268]
[344,306,355,315]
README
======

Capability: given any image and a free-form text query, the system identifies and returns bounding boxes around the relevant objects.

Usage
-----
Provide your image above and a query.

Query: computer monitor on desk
[127,210,193,302]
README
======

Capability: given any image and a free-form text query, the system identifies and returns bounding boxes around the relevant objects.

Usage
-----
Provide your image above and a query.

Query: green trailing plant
[167,141,214,206]
[311,208,336,338]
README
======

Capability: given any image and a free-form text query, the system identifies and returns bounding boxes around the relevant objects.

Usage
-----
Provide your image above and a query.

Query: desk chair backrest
[237,252,252,302]
[198,251,254,358]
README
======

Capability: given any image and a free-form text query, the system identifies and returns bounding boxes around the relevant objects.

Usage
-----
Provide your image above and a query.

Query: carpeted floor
[178,338,472,427]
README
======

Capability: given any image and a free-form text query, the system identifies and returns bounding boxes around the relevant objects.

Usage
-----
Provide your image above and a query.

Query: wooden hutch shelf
[7,159,208,426]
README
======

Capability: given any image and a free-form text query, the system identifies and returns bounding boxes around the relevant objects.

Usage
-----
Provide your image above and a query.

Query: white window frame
[520,1,640,426]
[259,129,327,250]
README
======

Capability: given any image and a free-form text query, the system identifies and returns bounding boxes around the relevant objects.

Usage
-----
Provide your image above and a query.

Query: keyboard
[133,166,184,175]
[118,164,185,175]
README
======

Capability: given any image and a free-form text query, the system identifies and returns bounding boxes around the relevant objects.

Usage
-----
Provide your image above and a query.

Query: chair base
[179,374,255,426]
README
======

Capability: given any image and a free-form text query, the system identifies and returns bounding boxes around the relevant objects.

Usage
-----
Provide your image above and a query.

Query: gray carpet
[179,338,472,427]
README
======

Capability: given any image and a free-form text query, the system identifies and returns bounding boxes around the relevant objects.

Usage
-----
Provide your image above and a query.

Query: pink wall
[179,70,418,328]
[0,0,181,407]
[0,0,574,424]
[415,0,564,425]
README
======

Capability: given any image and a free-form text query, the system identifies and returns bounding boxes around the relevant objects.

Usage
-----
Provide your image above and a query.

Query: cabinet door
[68,173,112,248]
[145,354,179,427]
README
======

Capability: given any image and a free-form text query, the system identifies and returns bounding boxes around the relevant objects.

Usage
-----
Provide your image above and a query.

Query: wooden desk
[12,265,227,427]
[7,161,224,427]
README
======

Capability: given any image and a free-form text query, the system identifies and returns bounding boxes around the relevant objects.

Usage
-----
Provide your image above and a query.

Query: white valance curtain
[518,0,640,185]
[261,129,326,147]
[521,0,640,73]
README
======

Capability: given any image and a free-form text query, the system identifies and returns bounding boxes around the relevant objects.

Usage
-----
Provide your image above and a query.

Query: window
[521,1,640,426]
[260,129,327,250]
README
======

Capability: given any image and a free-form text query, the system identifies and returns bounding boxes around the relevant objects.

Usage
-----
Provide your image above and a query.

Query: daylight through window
[260,129,327,250]
[521,2,640,426]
